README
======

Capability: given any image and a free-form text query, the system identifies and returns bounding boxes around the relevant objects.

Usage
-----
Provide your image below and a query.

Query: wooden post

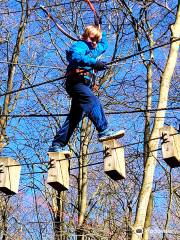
[0,157,21,195]
[47,152,71,191]
[159,126,180,168]
[103,139,126,180]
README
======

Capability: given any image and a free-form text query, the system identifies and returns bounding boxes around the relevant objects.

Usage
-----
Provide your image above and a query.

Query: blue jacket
[66,32,108,75]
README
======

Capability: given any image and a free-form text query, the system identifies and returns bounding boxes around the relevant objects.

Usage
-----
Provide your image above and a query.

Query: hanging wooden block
[47,151,71,191]
[103,139,126,180]
[0,157,21,195]
[160,126,180,168]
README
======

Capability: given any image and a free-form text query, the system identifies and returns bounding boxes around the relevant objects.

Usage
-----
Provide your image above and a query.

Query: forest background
[0,0,179,240]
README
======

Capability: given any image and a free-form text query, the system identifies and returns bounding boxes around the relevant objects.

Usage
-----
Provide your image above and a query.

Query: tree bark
[131,3,180,239]
[0,2,29,239]
[142,193,153,240]
[77,118,92,239]
[54,191,66,240]
[143,35,154,240]
[0,1,28,150]
[162,170,173,240]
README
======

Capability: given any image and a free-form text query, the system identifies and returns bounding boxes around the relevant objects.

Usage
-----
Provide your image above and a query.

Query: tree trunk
[131,3,180,239]
[2,206,7,240]
[142,193,153,240]
[126,202,132,240]
[54,191,60,240]
[0,1,28,150]
[77,118,92,239]
[0,1,29,238]
[162,170,173,240]
[142,44,154,240]
[53,191,66,240]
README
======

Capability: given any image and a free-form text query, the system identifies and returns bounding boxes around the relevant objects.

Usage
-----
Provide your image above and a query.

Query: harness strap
[40,5,78,41]
[85,0,97,14]
[66,69,94,78]
[66,68,96,87]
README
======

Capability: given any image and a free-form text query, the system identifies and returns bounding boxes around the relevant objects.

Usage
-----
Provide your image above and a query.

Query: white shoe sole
[99,130,125,142]
[48,150,71,157]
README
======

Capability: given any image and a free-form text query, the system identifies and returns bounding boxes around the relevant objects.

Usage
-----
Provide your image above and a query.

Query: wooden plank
[160,126,180,168]
[47,152,71,191]
[103,139,126,180]
[0,157,21,195]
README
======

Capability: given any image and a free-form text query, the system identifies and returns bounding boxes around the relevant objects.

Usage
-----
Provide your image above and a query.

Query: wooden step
[47,151,71,191]
[102,139,126,180]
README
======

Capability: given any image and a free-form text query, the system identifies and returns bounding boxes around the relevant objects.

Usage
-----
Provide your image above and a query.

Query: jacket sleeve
[67,41,97,67]
[91,32,108,58]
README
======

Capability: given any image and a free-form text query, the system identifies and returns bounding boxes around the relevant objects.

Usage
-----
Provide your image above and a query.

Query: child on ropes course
[49,24,124,152]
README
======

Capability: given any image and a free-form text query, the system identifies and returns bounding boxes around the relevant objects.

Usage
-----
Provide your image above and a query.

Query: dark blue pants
[52,83,108,146]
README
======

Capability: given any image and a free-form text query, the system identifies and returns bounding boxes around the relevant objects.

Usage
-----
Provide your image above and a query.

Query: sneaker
[98,129,125,142]
[48,144,69,153]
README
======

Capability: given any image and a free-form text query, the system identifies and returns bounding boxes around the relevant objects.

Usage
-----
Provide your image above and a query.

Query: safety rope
[85,0,101,26]
[40,5,78,41]
[108,37,180,65]
[0,37,179,98]
[1,107,179,118]
[85,0,97,14]
[41,1,100,40]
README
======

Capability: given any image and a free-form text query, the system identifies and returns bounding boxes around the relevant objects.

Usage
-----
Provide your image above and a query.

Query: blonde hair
[82,25,102,41]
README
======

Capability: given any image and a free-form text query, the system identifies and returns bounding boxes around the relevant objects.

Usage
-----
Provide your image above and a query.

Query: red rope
[85,0,97,14]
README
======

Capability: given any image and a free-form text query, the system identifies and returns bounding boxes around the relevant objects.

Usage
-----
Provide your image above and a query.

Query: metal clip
[0,164,5,173]
[161,132,170,144]
[48,158,56,169]
[104,146,111,158]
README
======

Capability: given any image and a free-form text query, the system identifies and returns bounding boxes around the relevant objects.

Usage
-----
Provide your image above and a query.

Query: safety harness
[66,68,96,88]
[41,1,100,88]
[85,0,100,19]
[67,69,94,78]
[66,0,100,88]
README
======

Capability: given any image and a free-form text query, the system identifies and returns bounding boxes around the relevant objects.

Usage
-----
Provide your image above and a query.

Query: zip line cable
[0,107,179,118]
[0,0,177,16]
[0,1,84,15]
[39,5,78,41]
[2,142,135,169]
[20,160,105,176]
[18,147,162,176]
[2,134,170,170]
[0,34,179,71]
[0,37,180,98]
[0,0,107,16]
[0,1,97,41]
[108,37,180,65]
[0,38,179,70]
[0,75,66,98]
[0,61,65,70]
[3,132,179,174]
